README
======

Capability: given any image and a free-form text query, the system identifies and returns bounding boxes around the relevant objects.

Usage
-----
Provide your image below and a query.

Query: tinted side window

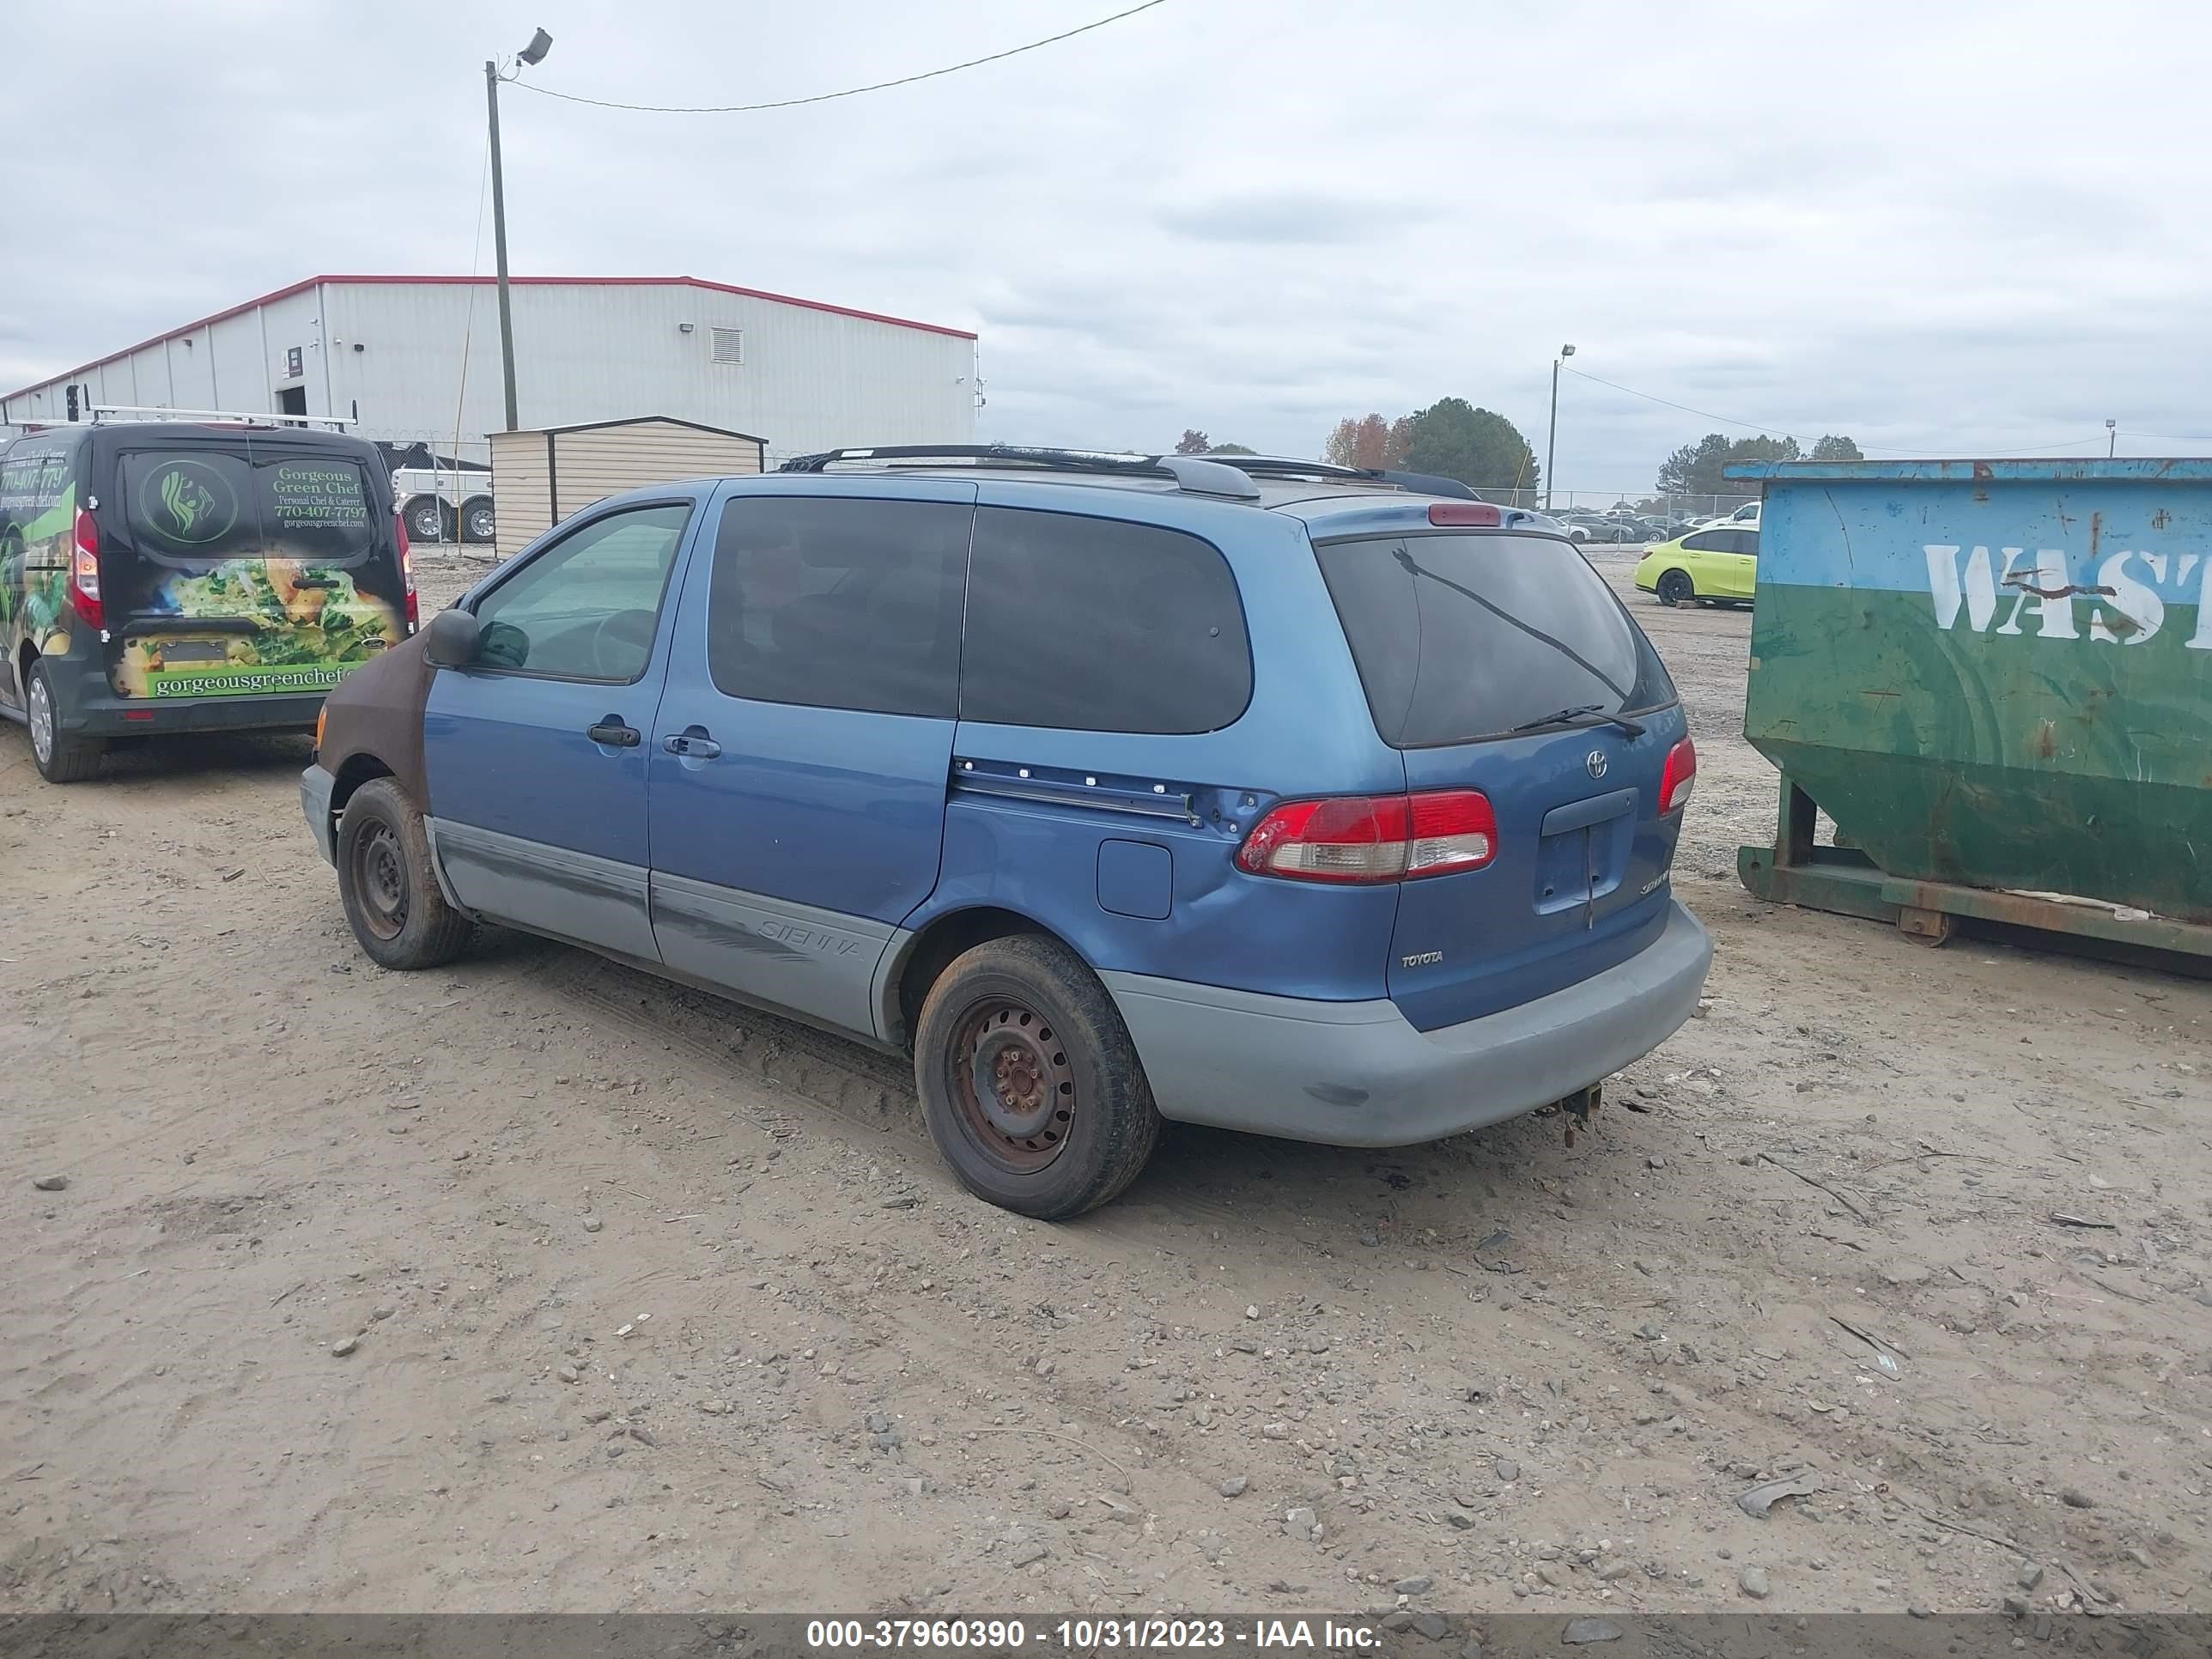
[962,507,1251,734]
[1735,530,1759,556]
[1681,530,1721,552]
[471,502,692,682]
[706,495,969,718]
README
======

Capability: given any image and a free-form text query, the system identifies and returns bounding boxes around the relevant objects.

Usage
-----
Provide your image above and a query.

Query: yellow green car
[1633,524,1760,606]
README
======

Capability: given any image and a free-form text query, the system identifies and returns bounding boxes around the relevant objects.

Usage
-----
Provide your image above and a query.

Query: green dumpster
[1731,459,2212,960]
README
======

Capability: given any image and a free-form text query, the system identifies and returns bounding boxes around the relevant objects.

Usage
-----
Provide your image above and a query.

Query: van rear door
[102,432,408,702]
[1311,524,1691,1032]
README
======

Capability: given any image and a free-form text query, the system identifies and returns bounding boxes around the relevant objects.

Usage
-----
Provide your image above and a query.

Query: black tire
[404,495,448,545]
[336,777,475,969]
[26,659,101,783]
[914,934,1162,1219]
[1656,568,1695,606]
[460,497,496,544]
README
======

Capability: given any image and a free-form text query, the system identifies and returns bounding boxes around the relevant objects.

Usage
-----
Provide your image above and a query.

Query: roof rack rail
[771,445,1504,505]
[1206,458,1484,501]
[1369,468,1476,501]
[778,443,1261,501]
[58,404,356,429]
[781,443,1152,476]
[1192,453,1374,483]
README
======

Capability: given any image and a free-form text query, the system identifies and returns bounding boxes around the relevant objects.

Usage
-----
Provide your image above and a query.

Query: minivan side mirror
[422,607,482,667]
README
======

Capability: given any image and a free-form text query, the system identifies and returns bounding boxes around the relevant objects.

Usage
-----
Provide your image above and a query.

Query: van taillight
[70,507,103,629]
[1236,789,1498,884]
[395,510,419,629]
[1659,737,1698,815]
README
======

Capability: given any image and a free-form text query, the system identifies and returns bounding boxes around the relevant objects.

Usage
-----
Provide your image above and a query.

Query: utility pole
[2106,418,2117,458]
[1545,343,1575,511]
[485,30,552,434]
[486,60,518,433]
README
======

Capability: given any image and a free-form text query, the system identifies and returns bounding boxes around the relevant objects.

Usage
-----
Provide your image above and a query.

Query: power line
[1561,365,2112,457]
[512,1,1169,114]
[1562,365,1799,439]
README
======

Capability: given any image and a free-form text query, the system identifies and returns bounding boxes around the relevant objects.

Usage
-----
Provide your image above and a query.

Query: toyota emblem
[1585,750,1608,780]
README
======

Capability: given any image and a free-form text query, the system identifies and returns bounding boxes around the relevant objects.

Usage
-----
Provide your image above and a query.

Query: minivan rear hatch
[101,433,408,702]
[1313,523,1690,1032]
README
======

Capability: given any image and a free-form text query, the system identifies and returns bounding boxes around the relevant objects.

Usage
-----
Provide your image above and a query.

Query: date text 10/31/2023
[805,1618,1385,1650]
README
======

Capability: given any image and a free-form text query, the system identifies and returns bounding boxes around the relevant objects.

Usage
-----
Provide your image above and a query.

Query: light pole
[2106,418,2117,458]
[1546,343,1575,510]
[486,27,554,434]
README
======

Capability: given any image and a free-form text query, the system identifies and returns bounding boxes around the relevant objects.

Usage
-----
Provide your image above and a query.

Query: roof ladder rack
[81,404,356,429]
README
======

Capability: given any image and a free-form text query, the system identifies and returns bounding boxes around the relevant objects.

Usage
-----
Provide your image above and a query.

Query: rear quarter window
[0,441,75,540]
[960,507,1252,734]
[1316,530,1675,749]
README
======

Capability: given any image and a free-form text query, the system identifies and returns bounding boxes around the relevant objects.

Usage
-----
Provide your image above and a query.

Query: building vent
[709,327,744,366]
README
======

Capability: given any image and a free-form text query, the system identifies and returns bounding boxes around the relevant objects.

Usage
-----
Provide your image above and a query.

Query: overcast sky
[4,1,2207,495]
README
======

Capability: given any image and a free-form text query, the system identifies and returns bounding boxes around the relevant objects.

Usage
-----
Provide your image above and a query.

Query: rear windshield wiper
[1389,546,1632,703]
[1504,703,1647,738]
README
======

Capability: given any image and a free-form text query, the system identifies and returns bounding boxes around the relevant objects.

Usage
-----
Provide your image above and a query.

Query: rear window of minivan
[118,447,380,568]
[1316,530,1675,748]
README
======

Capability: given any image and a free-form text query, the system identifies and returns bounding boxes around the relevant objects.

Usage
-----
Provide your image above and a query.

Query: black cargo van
[0,420,417,781]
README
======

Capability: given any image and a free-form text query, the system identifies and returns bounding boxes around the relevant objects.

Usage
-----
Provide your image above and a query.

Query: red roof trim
[3,274,976,404]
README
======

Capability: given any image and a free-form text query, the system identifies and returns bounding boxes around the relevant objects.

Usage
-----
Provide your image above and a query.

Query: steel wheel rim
[945,1000,1074,1176]
[466,507,495,539]
[27,675,54,764]
[409,503,441,541]
[350,821,409,940]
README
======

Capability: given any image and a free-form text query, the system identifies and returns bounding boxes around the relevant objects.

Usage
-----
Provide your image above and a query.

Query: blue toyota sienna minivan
[303,447,1711,1218]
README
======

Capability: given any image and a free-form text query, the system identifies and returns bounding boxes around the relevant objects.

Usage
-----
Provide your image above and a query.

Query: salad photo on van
[0,417,417,781]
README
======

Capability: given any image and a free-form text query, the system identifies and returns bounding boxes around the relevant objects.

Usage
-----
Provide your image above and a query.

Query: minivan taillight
[70,507,103,629]
[1236,789,1498,884]
[1659,736,1697,815]
[395,510,419,629]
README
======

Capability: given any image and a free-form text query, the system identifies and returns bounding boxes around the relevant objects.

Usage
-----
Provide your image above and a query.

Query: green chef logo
[140,459,238,545]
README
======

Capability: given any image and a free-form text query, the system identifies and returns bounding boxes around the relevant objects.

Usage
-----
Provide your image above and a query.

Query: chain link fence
[1473,488,1760,520]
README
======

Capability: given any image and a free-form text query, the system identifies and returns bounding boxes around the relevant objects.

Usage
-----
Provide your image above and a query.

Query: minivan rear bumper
[1102,899,1711,1147]
[49,655,325,738]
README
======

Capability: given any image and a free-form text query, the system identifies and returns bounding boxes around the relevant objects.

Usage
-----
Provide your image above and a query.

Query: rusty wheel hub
[950,1002,1074,1174]
[351,821,409,941]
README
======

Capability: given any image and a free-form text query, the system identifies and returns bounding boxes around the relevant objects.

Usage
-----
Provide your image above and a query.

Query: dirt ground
[5,544,2208,1620]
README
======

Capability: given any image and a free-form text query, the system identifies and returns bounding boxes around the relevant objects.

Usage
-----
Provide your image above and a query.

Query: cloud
[3,0,2209,494]
[1156,190,1427,246]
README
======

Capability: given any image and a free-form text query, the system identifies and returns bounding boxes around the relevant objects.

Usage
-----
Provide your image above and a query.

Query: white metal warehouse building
[0,274,979,463]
